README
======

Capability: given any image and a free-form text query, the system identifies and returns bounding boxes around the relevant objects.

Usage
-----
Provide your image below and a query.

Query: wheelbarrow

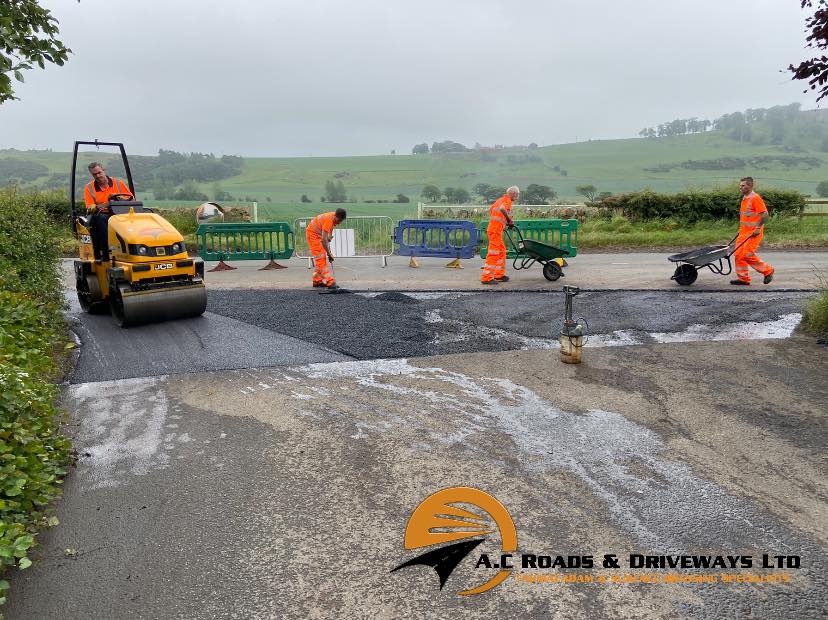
[667,233,752,285]
[504,225,571,281]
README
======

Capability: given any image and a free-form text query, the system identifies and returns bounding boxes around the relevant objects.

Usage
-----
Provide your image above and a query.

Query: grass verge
[803,273,828,338]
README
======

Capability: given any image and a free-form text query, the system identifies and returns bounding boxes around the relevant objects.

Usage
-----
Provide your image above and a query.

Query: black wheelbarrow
[668,233,752,285]
[504,226,571,281]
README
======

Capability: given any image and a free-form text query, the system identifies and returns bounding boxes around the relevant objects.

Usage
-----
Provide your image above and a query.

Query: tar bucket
[559,285,587,364]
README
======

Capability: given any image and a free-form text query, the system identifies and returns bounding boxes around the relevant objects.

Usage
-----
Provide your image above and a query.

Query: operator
[730,176,774,286]
[481,185,518,284]
[84,162,133,262]
[305,208,347,289]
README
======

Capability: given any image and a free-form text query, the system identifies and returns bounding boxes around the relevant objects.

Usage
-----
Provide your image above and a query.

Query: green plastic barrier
[197,222,294,262]
[479,219,578,259]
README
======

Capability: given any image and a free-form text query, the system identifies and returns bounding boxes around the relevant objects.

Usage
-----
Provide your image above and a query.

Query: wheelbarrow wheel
[672,264,698,286]
[543,262,563,281]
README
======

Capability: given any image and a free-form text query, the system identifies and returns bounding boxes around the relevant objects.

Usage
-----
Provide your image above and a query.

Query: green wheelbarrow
[504,225,571,281]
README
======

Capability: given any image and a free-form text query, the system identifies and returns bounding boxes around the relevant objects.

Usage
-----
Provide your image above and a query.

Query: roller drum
[110,282,207,327]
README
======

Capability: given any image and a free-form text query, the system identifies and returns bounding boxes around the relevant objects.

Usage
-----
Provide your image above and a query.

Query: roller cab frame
[72,140,207,327]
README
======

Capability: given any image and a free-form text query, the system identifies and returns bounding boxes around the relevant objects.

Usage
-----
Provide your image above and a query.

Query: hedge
[0,187,71,603]
[595,187,806,223]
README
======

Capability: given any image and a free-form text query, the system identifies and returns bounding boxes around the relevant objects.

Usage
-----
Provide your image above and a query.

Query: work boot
[496,275,510,282]
[481,280,498,285]
[326,283,340,291]
[729,279,750,286]
[763,270,774,284]
[312,281,325,288]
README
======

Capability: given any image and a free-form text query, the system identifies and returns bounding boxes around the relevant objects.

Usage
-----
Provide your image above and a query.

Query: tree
[431,140,469,154]
[576,184,598,202]
[522,184,556,205]
[528,142,538,149]
[301,194,312,203]
[789,1,828,101]
[817,180,828,197]
[442,187,469,203]
[212,182,233,201]
[394,194,410,203]
[324,179,347,202]
[412,143,429,154]
[173,180,209,201]
[1,1,71,104]
[472,183,506,202]
[421,184,442,202]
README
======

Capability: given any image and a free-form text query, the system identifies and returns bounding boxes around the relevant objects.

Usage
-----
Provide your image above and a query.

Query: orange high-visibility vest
[307,212,337,238]
[487,195,512,232]
[739,191,767,233]
[84,177,132,208]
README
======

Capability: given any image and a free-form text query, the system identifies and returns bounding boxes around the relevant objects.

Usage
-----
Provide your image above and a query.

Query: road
[60,251,828,292]
[6,281,827,618]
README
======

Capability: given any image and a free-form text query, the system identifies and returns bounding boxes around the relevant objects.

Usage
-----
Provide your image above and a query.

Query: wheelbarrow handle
[505,222,524,243]
[727,232,754,255]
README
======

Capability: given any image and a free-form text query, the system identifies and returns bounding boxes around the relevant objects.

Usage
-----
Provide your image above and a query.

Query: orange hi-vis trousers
[306,231,334,286]
[734,229,773,284]
[481,227,507,282]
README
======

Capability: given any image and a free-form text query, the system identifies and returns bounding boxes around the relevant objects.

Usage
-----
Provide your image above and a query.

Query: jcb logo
[79,234,92,244]
[154,263,174,271]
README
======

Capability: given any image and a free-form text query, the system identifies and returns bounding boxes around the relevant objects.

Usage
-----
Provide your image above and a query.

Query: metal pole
[253,201,258,223]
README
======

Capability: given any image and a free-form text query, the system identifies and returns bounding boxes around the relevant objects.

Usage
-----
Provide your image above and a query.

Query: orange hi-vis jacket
[306,211,337,239]
[739,191,767,235]
[84,177,133,210]
[487,195,513,233]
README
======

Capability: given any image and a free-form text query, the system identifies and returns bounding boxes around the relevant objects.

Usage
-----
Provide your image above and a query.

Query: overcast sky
[0,0,818,157]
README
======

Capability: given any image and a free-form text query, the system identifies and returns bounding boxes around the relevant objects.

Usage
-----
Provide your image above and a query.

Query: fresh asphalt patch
[67,288,812,383]
[206,288,812,361]
[65,295,350,384]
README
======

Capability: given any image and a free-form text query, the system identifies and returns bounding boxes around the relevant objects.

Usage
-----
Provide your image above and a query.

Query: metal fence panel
[295,216,394,266]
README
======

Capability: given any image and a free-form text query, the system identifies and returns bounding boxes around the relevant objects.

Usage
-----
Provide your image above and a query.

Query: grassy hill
[5,105,828,209]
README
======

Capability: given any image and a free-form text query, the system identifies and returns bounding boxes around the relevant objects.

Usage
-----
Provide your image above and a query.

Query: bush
[0,188,64,302]
[594,187,805,222]
[817,181,828,198]
[0,188,71,594]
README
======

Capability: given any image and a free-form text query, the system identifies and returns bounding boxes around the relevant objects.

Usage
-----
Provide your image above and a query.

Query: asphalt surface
[60,252,828,291]
[7,338,827,619]
[65,295,350,383]
[66,288,812,382]
[207,289,812,362]
[6,287,826,618]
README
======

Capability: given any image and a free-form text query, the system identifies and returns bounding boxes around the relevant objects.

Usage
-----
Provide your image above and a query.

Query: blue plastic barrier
[393,220,479,259]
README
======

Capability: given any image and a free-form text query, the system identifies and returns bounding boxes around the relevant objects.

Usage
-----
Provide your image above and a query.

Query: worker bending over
[84,162,133,262]
[481,186,518,284]
[306,208,347,289]
[731,176,774,286]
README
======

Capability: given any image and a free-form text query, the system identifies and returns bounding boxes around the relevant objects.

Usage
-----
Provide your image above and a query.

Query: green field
[8,126,828,205]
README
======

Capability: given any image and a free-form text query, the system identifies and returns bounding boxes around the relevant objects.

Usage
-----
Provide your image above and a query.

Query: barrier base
[445,258,463,269]
[408,256,420,268]
[259,260,287,270]
[208,259,236,272]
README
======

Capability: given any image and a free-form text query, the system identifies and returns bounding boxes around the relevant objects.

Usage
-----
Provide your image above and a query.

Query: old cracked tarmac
[6,288,827,619]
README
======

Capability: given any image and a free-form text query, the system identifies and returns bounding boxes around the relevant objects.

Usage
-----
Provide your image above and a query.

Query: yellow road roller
[71,140,207,327]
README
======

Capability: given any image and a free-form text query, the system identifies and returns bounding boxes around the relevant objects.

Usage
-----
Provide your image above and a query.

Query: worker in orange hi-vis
[730,176,774,286]
[481,186,518,284]
[305,208,347,290]
[84,161,134,262]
